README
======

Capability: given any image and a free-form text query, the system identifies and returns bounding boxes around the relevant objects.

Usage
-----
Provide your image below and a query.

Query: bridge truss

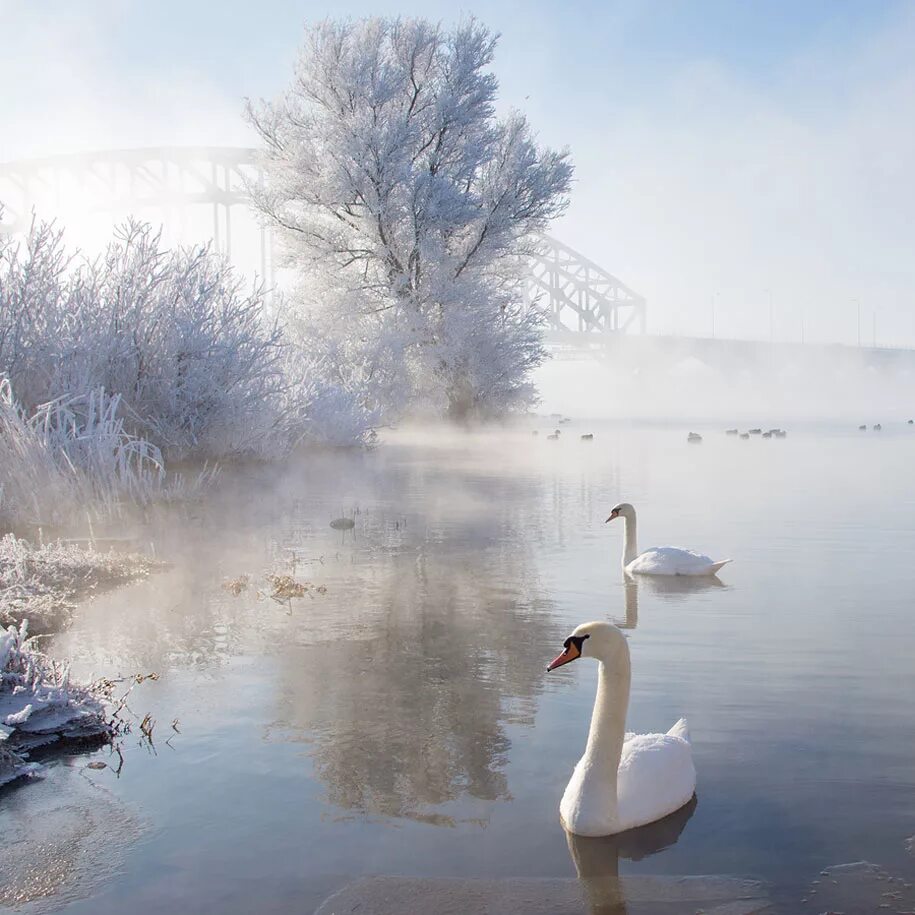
[529,236,646,339]
[0,147,644,338]
[0,147,272,285]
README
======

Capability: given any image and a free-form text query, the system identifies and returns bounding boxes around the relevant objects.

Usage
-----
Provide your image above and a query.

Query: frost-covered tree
[247,17,573,420]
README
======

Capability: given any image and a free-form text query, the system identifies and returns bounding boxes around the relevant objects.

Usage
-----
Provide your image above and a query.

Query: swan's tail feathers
[708,559,732,575]
[667,717,690,743]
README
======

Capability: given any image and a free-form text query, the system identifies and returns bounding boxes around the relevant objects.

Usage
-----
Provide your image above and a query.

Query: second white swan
[606,502,731,577]
[548,621,696,836]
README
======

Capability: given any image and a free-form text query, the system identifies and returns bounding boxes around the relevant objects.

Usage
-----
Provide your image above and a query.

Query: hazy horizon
[2,0,914,347]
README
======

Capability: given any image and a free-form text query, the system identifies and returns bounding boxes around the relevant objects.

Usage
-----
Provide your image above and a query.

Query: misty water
[3,420,915,913]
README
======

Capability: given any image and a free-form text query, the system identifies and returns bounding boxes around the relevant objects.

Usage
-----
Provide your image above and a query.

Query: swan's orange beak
[606,511,619,523]
[547,641,581,671]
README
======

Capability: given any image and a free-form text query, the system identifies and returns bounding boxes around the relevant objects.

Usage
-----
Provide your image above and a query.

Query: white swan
[606,503,731,577]
[548,621,696,837]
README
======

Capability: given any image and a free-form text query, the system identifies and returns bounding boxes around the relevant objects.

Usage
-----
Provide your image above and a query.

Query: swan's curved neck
[622,514,638,566]
[583,647,631,784]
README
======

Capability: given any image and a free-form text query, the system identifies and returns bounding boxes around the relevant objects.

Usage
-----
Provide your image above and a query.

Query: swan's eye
[563,634,590,651]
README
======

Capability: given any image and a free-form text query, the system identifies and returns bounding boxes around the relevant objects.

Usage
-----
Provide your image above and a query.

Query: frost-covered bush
[0,218,291,460]
[0,208,377,486]
[0,533,161,630]
[248,17,572,421]
[0,378,185,529]
[278,311,381,446]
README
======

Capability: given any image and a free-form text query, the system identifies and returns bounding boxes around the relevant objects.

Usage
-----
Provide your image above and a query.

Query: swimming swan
[548,621,696,836]
[606,503,731,577]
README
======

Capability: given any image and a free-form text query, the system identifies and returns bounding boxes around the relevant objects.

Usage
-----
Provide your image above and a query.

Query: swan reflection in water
[612,573,729,630]
[625,571,728,603]
[566,795,697,914]
[611,579,640,630]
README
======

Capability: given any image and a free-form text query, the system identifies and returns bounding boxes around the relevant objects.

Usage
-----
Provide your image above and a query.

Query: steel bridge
[0,146,646,339]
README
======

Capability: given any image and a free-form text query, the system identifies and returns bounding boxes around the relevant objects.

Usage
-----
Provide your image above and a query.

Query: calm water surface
[3,421,915,912]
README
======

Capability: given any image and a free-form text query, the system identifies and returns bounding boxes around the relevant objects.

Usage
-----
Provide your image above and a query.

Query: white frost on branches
[0,209,378,528]
[0,218,289,460]
[247,17,573,420]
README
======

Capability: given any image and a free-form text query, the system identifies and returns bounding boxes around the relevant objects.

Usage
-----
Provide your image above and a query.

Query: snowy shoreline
[0,533,163,632]
[0,535,167,788]
[0,619,111,787]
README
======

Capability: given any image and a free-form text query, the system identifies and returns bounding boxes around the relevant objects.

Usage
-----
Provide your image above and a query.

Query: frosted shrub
[0,218,72,412]
[0,378,182,529]
[0,218,287,460]
[0,533,160,630]
[49,221,289,460]
[278,313,380,447]
[0,209,377,480]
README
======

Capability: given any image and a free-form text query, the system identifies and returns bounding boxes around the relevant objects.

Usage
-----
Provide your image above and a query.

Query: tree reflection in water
[51,439,573,823]
[270,534,560,821]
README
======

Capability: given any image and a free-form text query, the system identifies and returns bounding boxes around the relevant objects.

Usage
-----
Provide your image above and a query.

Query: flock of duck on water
[540,421,914,444]
[688,427,788,442]
[859,420,914,430]
[546,502,730,838]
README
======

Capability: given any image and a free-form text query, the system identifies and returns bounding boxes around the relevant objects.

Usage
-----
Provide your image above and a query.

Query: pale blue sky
[3,0,914,345]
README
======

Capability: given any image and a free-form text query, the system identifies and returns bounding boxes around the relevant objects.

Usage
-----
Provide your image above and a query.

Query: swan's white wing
[626,546,727,577]
[616,724,696,832]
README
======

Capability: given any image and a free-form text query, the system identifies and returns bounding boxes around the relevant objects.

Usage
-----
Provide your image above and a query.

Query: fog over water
[0,418,912,912]
[534,342,915,422]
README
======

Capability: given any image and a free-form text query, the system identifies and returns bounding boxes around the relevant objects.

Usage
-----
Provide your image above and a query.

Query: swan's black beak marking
[547,634,589,671]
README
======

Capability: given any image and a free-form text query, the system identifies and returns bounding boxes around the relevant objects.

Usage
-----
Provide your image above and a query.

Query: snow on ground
[0,620,112,787]
[0,536,164,787]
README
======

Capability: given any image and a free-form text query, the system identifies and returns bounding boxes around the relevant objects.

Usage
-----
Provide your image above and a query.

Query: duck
[873,424,882,431]
[725,429,738,435]
[547,621,696,836]
[859,424,867,430]
[687,432,702,443]
[580,433,594,441]
[547,432,559,441]
[762,431,772,439]
[606,503,731,576]
[739,432,750,439]
[748,428,762,435]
